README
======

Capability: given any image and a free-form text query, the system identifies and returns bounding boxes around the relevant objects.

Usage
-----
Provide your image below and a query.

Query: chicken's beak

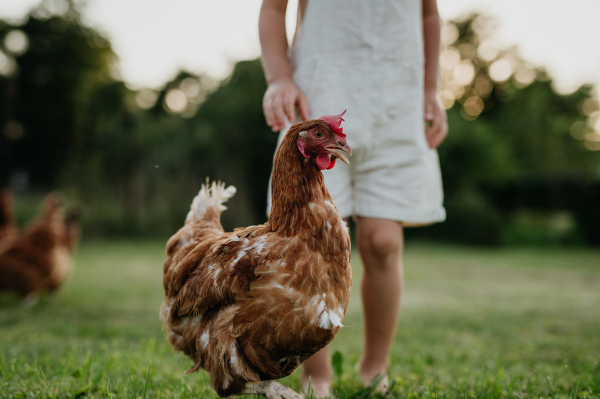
[326,142,352,165]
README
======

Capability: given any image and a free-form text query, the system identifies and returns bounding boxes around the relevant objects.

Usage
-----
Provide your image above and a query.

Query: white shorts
[321,139,446,226]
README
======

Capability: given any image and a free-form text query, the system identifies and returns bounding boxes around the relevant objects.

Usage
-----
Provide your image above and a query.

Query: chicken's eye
[314,130,324,139]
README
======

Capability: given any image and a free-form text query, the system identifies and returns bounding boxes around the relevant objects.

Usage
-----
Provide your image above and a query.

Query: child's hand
[424,92,447,148]
[263,77,310,132]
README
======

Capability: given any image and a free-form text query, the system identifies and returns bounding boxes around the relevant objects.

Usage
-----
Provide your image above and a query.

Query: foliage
[411,15,600,245]
[1,242,599,398]
[0,1,115,188]
[60,61,277,236]
[0,6,599,244]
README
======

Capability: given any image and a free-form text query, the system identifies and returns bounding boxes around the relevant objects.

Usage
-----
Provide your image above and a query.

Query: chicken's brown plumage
[161,116,352,398]
[0,189,18,246]
[0,192,80,299]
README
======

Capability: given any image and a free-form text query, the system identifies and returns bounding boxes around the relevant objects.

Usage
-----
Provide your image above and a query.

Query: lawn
[0,241,599,398]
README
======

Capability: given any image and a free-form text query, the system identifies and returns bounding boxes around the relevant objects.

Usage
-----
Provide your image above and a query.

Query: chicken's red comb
[318,110,347,139]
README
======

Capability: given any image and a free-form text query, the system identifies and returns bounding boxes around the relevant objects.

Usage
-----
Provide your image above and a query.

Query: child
[260,0,447,396]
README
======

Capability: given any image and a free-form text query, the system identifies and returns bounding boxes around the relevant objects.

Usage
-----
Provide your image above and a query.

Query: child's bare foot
[300,375,332,398]
[360,361,389,393]
[301,347,332,398]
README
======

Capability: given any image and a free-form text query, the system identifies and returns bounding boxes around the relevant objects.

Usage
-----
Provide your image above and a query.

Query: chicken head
[296,110,352,170]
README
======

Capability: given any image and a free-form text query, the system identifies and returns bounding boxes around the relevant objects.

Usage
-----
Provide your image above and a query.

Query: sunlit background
[0,0,599,246]
[2,0,599,92]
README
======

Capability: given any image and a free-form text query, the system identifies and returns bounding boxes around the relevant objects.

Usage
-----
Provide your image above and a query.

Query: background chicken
[0,192,81,300]
[161,112,353,398]
[0,190,18,246]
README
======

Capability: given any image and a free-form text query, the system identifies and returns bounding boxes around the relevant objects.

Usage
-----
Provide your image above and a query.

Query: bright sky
[1,0,599,94]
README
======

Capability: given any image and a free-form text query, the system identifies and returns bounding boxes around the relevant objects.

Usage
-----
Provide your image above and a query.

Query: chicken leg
[240,381,304,399]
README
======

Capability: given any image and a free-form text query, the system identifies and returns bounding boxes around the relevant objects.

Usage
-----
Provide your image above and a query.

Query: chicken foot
[238,381,304,399]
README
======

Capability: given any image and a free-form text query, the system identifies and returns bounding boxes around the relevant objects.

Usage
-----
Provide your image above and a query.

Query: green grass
[1,241,599,398]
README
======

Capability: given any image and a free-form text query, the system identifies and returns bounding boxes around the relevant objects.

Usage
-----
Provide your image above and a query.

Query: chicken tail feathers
[185,179,237,224]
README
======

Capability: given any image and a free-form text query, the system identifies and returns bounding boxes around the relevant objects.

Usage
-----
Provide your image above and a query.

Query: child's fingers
[263,96,276,129]
[272,95,287,130]
[424,115,435,142]
[297,93,310,121]
[427,114,447,148]
[424,104,434,138]
[284,92,295,124]
[264,82,310,130]
[428,127,441,148]
[431,130,447,148]
[425,113,439,147]
[425,129,436,148]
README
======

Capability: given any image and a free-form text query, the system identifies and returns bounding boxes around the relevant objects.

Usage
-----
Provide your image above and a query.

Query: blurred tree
[1,7,598,245]
[415,14,600,245]
[63,61,275,236]
[0,0,115,189]
[189,60,277,227]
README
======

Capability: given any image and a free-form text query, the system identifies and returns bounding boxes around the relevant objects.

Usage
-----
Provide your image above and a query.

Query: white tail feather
[185,179,237,223]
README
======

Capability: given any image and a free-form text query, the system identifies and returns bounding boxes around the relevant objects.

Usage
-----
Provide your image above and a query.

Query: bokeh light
[180,77,201,98]
[584,132,600,151]
[441,48,461,71]
[514,65,536,86]
[592,112,600,132]
[439,90,455,110]
[438,20,548,122]
[188,91,206,105]
[477,41,499,62]
[589,111,600,129]
[180,103,198,119]
[441,23,459,46]
[570,121,587,140]
[458,43,475,60]
[471,14,498,37]
[135,89,158,110]
[4,30,29,56]
[445,80,465,99]
[453,60,475,86]
[580,98,599,116]
[473,76,493,98]
[164,89,187,114]
[489,59,513,83]
[463,96,484,116]
[551,80,580,95]
[0,50,16,76]
[181,77,206,106]
[198,75,218,92]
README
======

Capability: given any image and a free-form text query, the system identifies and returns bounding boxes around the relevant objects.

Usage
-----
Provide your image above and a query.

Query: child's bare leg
[301,217,403,394]
[300,346,332,398]
[356,217,404,389]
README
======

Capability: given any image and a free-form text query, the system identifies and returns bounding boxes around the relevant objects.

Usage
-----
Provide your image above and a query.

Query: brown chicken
[0,192,80,299]
[161,112,353,398]
[0,189,18,245]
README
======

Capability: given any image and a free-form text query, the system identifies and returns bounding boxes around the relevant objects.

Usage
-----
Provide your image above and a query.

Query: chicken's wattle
[316,153,336,170]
